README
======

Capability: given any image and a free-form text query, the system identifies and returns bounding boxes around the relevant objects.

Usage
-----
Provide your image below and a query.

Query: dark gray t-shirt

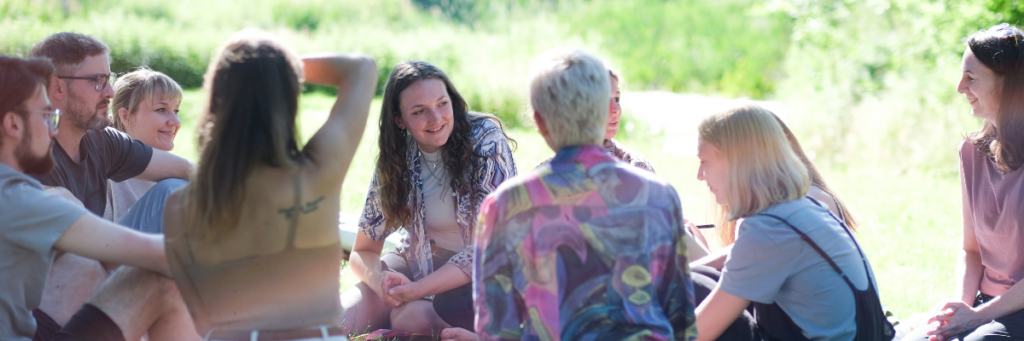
[721,198,878,341]
[0,163,89,340]
[31,127,152,216]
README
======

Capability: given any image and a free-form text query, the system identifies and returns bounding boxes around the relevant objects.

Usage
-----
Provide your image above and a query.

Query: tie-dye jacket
[474,145,698,341]
[359,117,517,281]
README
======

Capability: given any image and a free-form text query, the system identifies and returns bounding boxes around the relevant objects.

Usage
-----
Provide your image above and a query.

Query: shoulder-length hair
[375,61,512,234]
[111,67,184,133]
[966,24,1024,172]
[713,111,859,244]
[699,102,810,227]
[186,30,304,241]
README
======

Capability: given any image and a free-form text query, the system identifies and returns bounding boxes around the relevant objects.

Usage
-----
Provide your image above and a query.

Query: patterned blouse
[359,118,517,281]
[536,138,656,174]
[474,145,698,341]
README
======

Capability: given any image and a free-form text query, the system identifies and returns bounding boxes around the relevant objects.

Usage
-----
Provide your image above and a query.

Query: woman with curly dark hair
[340,61,517,335]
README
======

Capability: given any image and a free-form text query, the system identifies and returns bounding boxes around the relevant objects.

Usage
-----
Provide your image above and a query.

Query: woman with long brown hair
[906,23,1024,341]
[161,29,378,339]
[340,61,517,335]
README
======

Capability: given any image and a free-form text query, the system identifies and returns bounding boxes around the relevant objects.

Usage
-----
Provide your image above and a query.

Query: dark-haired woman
[340,61,517,335]
[906,24,1024,341]
[161,29,378,339]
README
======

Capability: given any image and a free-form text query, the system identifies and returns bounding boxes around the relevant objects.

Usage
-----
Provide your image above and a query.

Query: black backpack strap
[759,213,857,288]
[804,196,874,277]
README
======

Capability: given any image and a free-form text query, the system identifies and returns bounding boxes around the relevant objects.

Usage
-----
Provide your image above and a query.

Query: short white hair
[529,48,609,149]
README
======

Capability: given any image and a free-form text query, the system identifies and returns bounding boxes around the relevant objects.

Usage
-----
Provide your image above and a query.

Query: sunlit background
[2,0,1015,319]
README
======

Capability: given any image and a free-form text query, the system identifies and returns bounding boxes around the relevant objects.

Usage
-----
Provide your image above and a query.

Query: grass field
[173,89,966,321]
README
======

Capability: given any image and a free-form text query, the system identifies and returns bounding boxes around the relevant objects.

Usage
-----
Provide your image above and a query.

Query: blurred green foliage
[0,0,1017,173]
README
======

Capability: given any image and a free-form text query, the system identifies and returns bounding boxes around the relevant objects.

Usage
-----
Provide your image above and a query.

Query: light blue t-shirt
[720,197,879,341]
[0,163,89,340]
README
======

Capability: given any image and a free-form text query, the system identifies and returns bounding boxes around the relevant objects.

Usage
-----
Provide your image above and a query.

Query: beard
[15,128,55,175]
[65,88,110,131]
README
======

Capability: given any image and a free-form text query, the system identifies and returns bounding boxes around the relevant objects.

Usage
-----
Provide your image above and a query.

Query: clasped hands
[923,300,991,341]
[378,270,424,307]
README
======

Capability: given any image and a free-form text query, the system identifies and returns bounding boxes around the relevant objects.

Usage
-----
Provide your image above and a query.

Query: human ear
[48,76,64,103]
[532,111,549,137]
[393,115,405,130]
[2,113,24,141]
[117,107,131,130]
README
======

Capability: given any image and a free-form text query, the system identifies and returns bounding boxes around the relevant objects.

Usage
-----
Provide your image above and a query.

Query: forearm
[977,280,1024,321]
[138,150,194,182]
[956,249,984,304]
[350,250,385,297]
[690,244,731,271]
[413,263,472,298]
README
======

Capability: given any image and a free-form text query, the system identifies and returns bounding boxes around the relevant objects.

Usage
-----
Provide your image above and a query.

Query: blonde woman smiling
[105,68,187,232]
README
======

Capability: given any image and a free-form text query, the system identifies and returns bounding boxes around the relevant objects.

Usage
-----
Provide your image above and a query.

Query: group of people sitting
[0,22,1022,341]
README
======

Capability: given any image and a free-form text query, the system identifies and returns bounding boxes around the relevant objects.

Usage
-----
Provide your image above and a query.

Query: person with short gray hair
[440,48,698,341]
[528,47,609,150]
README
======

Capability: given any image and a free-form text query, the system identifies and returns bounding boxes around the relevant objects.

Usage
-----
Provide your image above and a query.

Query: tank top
[165,174,342,334]
[961,140,1024,296]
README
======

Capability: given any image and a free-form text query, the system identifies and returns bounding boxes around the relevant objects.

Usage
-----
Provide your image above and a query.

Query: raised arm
[136,149,194,182]
[300,53,378,182]
[53,213,169,277]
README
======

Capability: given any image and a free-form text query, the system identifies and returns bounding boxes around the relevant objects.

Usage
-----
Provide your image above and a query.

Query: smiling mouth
[426,124,446,133]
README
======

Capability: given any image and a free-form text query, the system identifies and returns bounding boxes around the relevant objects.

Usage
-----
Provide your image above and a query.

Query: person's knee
[339,283,390,333]
[90,267,178,312]
[390,302,436,333]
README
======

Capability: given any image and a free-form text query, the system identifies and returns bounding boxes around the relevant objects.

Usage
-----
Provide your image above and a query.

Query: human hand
[925,300,989,341]
[440,327,480,341]
[387,278,423,303]
[379,271,411,307]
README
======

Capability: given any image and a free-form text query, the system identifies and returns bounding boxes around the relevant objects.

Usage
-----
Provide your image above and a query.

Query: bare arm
[957,167,984,305]
[389,263,471,301]
[350,230,388,298]
[691,243,732,271]
[301,53,378,182]
[136,149,193,182]
[53,213,168,277]
[695,287,751,341]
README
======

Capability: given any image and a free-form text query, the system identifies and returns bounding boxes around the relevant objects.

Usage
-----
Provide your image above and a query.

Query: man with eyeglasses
[26,32,195,337]
[0,55,199,341]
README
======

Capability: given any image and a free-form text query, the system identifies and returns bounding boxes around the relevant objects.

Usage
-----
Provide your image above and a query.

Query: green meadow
[4,0,1019,321]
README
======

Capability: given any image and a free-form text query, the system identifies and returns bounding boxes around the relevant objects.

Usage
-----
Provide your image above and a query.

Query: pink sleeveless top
[961,140,1024,296]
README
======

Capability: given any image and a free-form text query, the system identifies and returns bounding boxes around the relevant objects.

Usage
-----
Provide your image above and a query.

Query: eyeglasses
[57,72,117,92]
[18,108,61,131]
[992,23,1019,47]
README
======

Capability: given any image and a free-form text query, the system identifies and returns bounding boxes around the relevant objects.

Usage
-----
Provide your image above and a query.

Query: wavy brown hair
[186,30,304,241]
[375,61,514,234]
[965,24,1024,172]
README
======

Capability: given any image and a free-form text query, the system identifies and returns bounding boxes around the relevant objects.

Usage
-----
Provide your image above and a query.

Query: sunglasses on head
[992,23,1019,47]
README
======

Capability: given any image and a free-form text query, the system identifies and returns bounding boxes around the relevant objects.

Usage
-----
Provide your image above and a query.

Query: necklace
[419,150,445,182]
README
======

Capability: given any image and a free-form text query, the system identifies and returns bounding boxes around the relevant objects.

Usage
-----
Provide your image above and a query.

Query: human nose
[169,113,182,127]
[101,81,114,98]
[696,164,705,181]
[957,75,968,95]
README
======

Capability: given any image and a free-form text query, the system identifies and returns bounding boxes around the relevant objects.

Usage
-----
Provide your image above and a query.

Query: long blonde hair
[186,30,304,241]
[699,102,810,243]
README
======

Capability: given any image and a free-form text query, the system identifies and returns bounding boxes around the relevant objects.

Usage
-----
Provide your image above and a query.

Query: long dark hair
[187,30,304,241]
[375,61,513,233]
[966,23,1024,172]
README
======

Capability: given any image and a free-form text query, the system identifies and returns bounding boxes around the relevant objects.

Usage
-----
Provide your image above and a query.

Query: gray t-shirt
[721,198,878,341]
[0,163,89,340]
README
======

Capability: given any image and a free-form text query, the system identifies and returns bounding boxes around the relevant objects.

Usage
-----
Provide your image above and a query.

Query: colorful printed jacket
[474,145,698,341]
